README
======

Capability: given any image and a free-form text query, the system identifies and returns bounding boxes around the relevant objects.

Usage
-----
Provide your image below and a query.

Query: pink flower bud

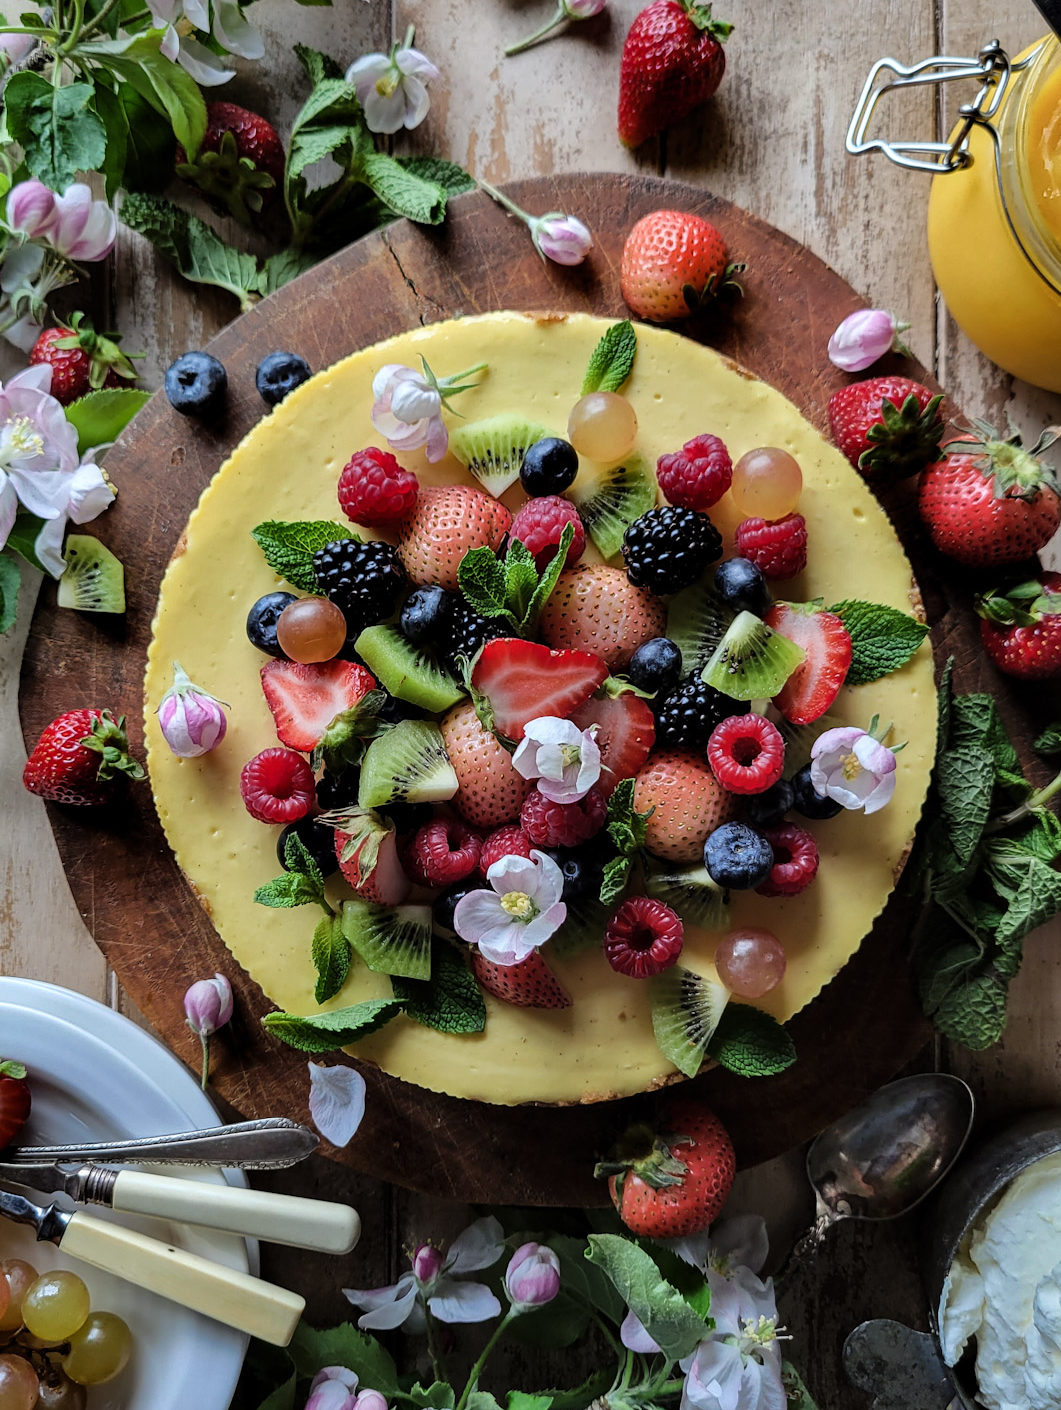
[413,1243,444,1284]
[354,1392,389,1410]
[6,180,56,240]
[310,1368,359,1392]
[157,661,227,757]
[827,308,908,372]
[306,1383,358,1410]
[563,0,607,15]
[47,183,117,263]
[183,974,233,1037]
[531,213,593,267]
[505,1241,561,1310]
[0,33,37,65]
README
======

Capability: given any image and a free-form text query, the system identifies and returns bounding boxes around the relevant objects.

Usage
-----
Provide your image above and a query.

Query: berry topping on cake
[627,636,684,696]
[470,948,572,1009]
[313,539,406,631]
[539,564,667,668]
[827,375,943,480]
[634,749,735,863]
[703,820,774,889]
[277,816,338,877]
[247,591,299,658]
[480,825,533,875]
[443,601,509,675]
[730,446,803,519]
[714,927,787,997]
[766,602,852,725]
[756,821,819,897]
[520,436,579,497]
[656,433,733,510]
[400,585,450,644]
[655,673,739,748]
[790,762,843,820]
[275,596,348,664]
[713,556,772,616]
[604,895,684,978]
[330,810,411,906]
[408,818,483,887]
[742,777,794,828]
[570,692,656,794]
[622,504,723,594]
[470,638,609,741]
[521,785,608,847]
[260,658,376,752]
[396,484,512,591]
[733,512,808,580]
[338,447,419,527]
[440,700,531,828]
[240,748,316,823]
[509,496,587,571]
[707,713,785,794]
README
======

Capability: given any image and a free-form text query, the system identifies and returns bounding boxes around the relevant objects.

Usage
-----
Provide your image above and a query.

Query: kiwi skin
[358,720,459,809]
[450,414,557,497]
[649,965,729,1077]
[571,455,656,561]
[57,534,125,613]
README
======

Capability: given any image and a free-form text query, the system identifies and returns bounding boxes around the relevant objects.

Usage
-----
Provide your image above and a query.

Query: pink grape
[731,447,802,519]
[714,927,787,997]
[0,1354,39,1410]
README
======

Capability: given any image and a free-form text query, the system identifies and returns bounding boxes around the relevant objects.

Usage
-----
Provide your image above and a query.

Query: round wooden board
[19,173,1053,1207]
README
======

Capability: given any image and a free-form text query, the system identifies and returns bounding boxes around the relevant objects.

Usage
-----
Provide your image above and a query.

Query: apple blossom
[347,42,439,134]
[453,851,566,966]
[827,308,911,372]
[506,0,607,55]
[354,1393,388,1410]
[308,1063,367,1148]
[0,364,81,566]
[149,0,264,84]
[345,1216,504,1331]
[371,358,486,462]
[6,180,55,241]
[183,973,233,1088]
[512,716,601,802]
[809,723,897,815]
[157,662,228,758]
[46,184,117,263]
[0,32,36,66]
[505,1242,561,1310]
[478,180,593,268]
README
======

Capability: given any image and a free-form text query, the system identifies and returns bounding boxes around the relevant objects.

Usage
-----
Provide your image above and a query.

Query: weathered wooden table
[4,0,1060,1404]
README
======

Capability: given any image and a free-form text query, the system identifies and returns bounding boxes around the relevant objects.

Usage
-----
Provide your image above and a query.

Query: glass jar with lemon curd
[848,37,1061,393]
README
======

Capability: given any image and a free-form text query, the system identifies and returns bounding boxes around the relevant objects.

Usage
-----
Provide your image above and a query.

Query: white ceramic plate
[0,977,251,1410]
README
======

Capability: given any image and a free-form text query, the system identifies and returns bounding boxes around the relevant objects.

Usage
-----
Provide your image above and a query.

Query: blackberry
[316,769,360,811]
[313,538,405,631]
[434,880,487,935]
[655,673,740,749]
[378,800,434,834]
[743,778,795,828]
[622,505,722,595]
[441,600,507,674]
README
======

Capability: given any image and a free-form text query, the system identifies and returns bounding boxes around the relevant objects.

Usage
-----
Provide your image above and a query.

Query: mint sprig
[251,519,349,594]
[458,525,574,635]
[391,945,486,1034]
[262,999,403,1053]
[829,599,929,685]
[598,777,653,905]
[706,1004,796,1076]
[581,321,637,396]
[255,834,350,1003]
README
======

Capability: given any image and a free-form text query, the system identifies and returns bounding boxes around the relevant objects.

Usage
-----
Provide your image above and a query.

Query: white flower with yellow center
[453,851,566,966]
[809,722,898,815]
[512,715,602,803]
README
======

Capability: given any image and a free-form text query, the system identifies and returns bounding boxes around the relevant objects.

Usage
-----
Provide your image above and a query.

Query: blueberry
[791,764,842,820]
[743,778,795,829]
[256,351,312,407]
[703,821,774,889]
[544,849,602,902]
[316,769,360,811]
[714,557,772,617]
[247,591,298,657]
[277,816,338,876]
[400,585,452,646]
[165,351,227,418]
[434,880,487,935]
[627,637,683,696]
[520,437,579,496]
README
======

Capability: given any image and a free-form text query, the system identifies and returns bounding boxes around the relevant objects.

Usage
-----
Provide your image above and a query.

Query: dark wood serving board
[19,173,1051,1207]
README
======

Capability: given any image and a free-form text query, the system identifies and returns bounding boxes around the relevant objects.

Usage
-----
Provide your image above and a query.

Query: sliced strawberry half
[766,603,852,725]
[329,809,410,906]
[0,1060,30,1149]
[470,638,608,741]
[261,659,376,752]
[570,692,656,796]
[470,949,571,1009]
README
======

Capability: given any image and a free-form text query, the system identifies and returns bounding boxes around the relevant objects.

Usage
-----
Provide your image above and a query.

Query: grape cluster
[0,1258,132,1408]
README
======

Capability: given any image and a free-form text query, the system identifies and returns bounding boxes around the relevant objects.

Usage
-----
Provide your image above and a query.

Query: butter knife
[0,1163,360,1255]
[7,1117,318,1169]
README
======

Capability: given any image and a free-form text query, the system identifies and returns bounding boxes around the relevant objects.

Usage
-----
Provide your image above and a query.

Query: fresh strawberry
[175,101,285,224]
[976,572,1061,679]
[440,700,530,828]
[620,210,741,323]
[918,424,1061,569]
[633,749,735,863]
[0,1061,30,1149]
[765,603,852,725]
[396,485,512,592]
[827,375,944,480]
[29,314,137,404]
[260,659,376,753]
[570,692,656,794]
[471,948,571,1009]
[596,1098,736,1237]
[330,810,410,905]
[471,638,609,741]
[539,565,667,669]
[618,1,732,148]
[23,709,144,806]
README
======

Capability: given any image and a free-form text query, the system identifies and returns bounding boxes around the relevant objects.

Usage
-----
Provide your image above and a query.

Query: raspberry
[707,714,786,795]
[338,447,418,527]
[509,496,586,571]
[240,748,315,823]
[756,821,819,897]
[520,785,607,848]
[408,818,482,887]
[480,825,533,876]
[604,896,684,978]
[734,513,808,580]
[656,434,733,511]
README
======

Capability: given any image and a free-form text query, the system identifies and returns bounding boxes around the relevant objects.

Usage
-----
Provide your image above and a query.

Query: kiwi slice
[57,534,125,613]
[701,610,806,700]
[666,579,732,675]
[644,864,728,931]
[355,624,464,712]
[450,414,557,497]
[358,720,459,809]
[650,966,730,1077]
[551,894,610,959]
[342,898,432,980]
[570,454,656,560]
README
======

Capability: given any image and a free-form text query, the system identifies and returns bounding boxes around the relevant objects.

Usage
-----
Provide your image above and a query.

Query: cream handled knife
[0,1163,360,1255]
[0,1188,303,1346]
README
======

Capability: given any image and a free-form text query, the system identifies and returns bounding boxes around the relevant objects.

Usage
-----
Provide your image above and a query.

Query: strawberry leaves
[458,525,573,635]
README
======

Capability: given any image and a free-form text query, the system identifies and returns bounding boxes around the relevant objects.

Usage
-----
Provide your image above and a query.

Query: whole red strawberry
[29,314,137,405]
[977,572,1061,678]
[176,101,285,224]
[596,1098,735,1236]
[621,210,741,323]
[918,423,1061,568]
[0,1060,31,1148]
[618,0,732,148]
[827,375,944,480]
[23,709,144,806]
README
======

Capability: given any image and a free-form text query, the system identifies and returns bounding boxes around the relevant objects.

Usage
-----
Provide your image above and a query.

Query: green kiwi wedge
[57,534,125,613]
[666,578,732,676]
[551,894,610,958]
[342,898,432,980]
[358,720,459,809]
[644,864,728,931]
[570,454,656,560]
[355,624,464,712]
[450,414,557,497]
[701,610,806,700]
[649,966,730,1077]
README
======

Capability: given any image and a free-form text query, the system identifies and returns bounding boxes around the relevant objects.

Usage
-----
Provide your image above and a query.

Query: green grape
[21,1272,89,1345]
[34,1368,87,1410]
[0,1263,37,1333]
[62,1312,132,1386]
[0,1353,39,1410]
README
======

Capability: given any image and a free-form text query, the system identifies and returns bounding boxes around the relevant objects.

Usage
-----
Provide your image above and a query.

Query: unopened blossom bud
[564,0,607,16]
[354,1391,389,1410]
[6,180,56,240]
[47,183,117,263]
[413,1243,444,1283]
[0,32,36,65]
[184,974,233,1036]
[505,1241,561,1310]
[306,1382,358,1410]
[827,308,910,372]
[531,213,593,267]
[157,662,227,758]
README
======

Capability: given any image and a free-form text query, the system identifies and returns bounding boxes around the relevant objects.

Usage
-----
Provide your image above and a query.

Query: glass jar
[848,37,1061,393]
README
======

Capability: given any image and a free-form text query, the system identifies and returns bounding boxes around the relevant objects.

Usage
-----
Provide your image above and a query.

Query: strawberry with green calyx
[620,210,743,324]
[827,375,944,480]
[23,709,145,806]
[977,572,1061,679]
[175,101,285,226]
[0,1060,30,1148]
[618,0,733,149]
[29,313,139,406]
[327,807,411,906]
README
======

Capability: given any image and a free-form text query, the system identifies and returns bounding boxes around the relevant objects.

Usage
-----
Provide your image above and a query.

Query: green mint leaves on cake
[599,779,654,905]
[828,599,930,684]
[252,520,350,594]
[582,320,638,396]
[458,525,574,635]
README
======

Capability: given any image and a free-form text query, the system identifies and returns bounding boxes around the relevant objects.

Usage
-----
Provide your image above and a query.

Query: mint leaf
[312,912,352,1004]
[359,151,447,225]
[599,855,630,906]
[120,193,261,309]
[707,1004,796,1076]
[984,841,1061,948]
[91,32,207,155]
[399,156,476,196]
[65,388,150,456]
[504,538,540,626]
[936,744,996,866]
[522,524,574,630]
[255,248,319,297]
[254,873,325,909]
[950,693,1023,781]
[261,999,403,1052]
[829,599,929,685]
[1036,724,1061,756]
[283,832,325,892]
[251,520,349,593]
[585,1235,706,1361]
[288,1322,399,1394]
[391,945,486,1034]
[606,777,652,855]
[932,971,1009,1050]
[0,553,19,635]
[458,546,512,620]
[581,321,637,396]
[293,45,345,86]
[5,74,107,191]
